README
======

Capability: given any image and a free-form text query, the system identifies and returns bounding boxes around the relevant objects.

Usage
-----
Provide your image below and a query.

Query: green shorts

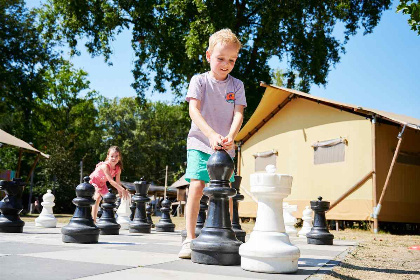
[185,149,235,183]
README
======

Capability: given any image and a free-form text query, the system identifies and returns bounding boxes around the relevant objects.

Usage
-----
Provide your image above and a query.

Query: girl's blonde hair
[208,28,242,53]
[107,146,123,170]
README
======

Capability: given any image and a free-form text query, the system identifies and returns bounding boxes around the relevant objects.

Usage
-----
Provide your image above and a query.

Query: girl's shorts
[185,149,235,183]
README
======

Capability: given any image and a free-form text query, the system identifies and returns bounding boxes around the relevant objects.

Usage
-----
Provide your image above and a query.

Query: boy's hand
[209,132,224,150]
[221,135,235,150]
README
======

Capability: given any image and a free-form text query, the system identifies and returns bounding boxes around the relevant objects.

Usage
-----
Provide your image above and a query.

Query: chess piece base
[61,225,100,243]
[240,231,300,273]
[155,222,175,232]
[35,215,57,228]
[307,236,334,245]
[129,222,151,233]
[117,216,130,230]
[0,216,25,233]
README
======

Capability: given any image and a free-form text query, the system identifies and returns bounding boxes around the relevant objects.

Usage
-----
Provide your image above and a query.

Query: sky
[28,1,419,119]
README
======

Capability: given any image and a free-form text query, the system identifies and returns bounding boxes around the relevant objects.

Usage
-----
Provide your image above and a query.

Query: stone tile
[0,241,76,255]
[23,247,179,266]
[0,255,130,280]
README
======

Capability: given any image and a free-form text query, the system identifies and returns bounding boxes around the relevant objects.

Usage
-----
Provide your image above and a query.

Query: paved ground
[0,222,356,280]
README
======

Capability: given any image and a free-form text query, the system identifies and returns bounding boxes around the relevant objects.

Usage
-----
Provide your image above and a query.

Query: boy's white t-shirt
[186,72,247,157]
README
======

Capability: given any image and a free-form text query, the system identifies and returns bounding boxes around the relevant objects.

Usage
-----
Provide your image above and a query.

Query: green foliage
[37,0,391,120]
[96,97,190,185]
[397,0,420,35]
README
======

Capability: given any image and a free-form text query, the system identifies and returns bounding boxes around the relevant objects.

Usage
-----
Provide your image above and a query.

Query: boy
[178,28,247,259]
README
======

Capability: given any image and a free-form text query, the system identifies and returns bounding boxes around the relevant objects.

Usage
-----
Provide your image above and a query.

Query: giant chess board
[0,223,356,280]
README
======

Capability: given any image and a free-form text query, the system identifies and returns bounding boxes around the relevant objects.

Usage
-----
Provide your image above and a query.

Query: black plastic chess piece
[129,201,136,221]
[181,195,209,242]
[191,149,242,265]
[129,178,151,233]
[306,196,334,245]
[155,197,175,232]
[231,175,246,243]
[0,178,26,233]
[97,189,121,235]
[146,202,155,228]
[62,176,100,243]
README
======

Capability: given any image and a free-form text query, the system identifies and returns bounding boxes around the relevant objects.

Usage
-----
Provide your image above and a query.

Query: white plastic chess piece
[283,202,298,237]
[298,206,313,238]
[35,190,57,228]
[239,165,300,273]
[116,195,131,230]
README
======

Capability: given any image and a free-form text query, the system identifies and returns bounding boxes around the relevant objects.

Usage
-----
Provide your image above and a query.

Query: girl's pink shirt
[89,162,120,195]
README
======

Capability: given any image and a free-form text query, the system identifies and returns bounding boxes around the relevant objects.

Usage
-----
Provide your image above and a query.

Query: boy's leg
[185,179,206,240]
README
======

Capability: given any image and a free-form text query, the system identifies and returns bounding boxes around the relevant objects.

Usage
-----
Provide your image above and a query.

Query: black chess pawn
[0,178,26,233]
[146,202,155,228]
[181,195,209,242]
[191,149,242,265]
[306,196,334,245]
[155,197,175,232]
[62,176,99,243]
[97,189,121,235]
[231,175,246,243]
[129,178,151,233]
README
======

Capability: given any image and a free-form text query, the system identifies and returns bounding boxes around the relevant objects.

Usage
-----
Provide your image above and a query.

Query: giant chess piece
[155,197,175,232]
[129,179,151,233]
[0,178,26,233]
[191,149,242,266]
[116,196,131,230]
[62,176,99,243]
[231,175,246,243]
[35,190,57,228]
[298,206,313,238]
[97,189,121,235]
[239,165,300,273]
[306,197,334,245]
[146,202,155,228]
[283,202,298,237]
[181,195,209,242]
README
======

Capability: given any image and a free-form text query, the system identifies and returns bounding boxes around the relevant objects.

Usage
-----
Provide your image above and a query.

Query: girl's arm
[189,98,224,150]
[222,105,244,150]
[101,166,130,199]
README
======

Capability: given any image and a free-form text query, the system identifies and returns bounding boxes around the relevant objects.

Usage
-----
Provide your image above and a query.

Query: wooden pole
[371,116,379,233]
[16,148,23,178]
[164,165,168,198]
[328,171,374,211]
[237,142,242,176]
[374,125,406,218]
[26,153,40,184]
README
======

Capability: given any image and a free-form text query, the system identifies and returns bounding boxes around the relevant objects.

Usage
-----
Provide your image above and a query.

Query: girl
[90,146,130,221]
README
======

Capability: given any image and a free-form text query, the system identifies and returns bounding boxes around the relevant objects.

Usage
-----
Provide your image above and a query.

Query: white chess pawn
[239,165,300,273]
[283,202,298,237]
[116,195,131,230]
[35,190,57,228]
[298,206,313,238]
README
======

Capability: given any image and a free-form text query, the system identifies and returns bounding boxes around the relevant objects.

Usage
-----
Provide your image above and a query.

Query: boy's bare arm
[222,105,244,150]
[189,98,223,150]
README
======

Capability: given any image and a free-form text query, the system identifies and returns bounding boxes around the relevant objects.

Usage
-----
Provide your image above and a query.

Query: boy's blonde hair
[208,28,242,53]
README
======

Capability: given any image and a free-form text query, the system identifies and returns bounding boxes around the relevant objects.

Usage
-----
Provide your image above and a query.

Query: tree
[96,97,190,185]
[38,0,392,120]
[397,0,420,35]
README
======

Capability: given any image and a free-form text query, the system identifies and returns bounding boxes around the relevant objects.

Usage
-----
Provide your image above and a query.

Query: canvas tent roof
[170,174,189,189]
[0,129,49,158]
[236,84,420,143]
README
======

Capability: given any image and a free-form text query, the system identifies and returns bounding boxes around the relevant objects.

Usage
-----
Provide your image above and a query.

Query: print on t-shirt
[225,92,235,103]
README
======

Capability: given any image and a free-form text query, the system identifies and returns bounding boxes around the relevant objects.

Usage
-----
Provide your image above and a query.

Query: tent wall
[375,124,420,223]
[239,96,373,220]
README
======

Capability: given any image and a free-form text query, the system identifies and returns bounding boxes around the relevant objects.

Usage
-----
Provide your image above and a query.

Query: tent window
[253,150,278,171]
[397,151,420,166]
[312,138,347,165]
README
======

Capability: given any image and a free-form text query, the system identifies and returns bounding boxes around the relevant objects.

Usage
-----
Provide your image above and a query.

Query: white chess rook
[35,190,57,228]
[116,196,131,230]
[283,202,298,237]
[298,206,313,238]
[239,165,300,273]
